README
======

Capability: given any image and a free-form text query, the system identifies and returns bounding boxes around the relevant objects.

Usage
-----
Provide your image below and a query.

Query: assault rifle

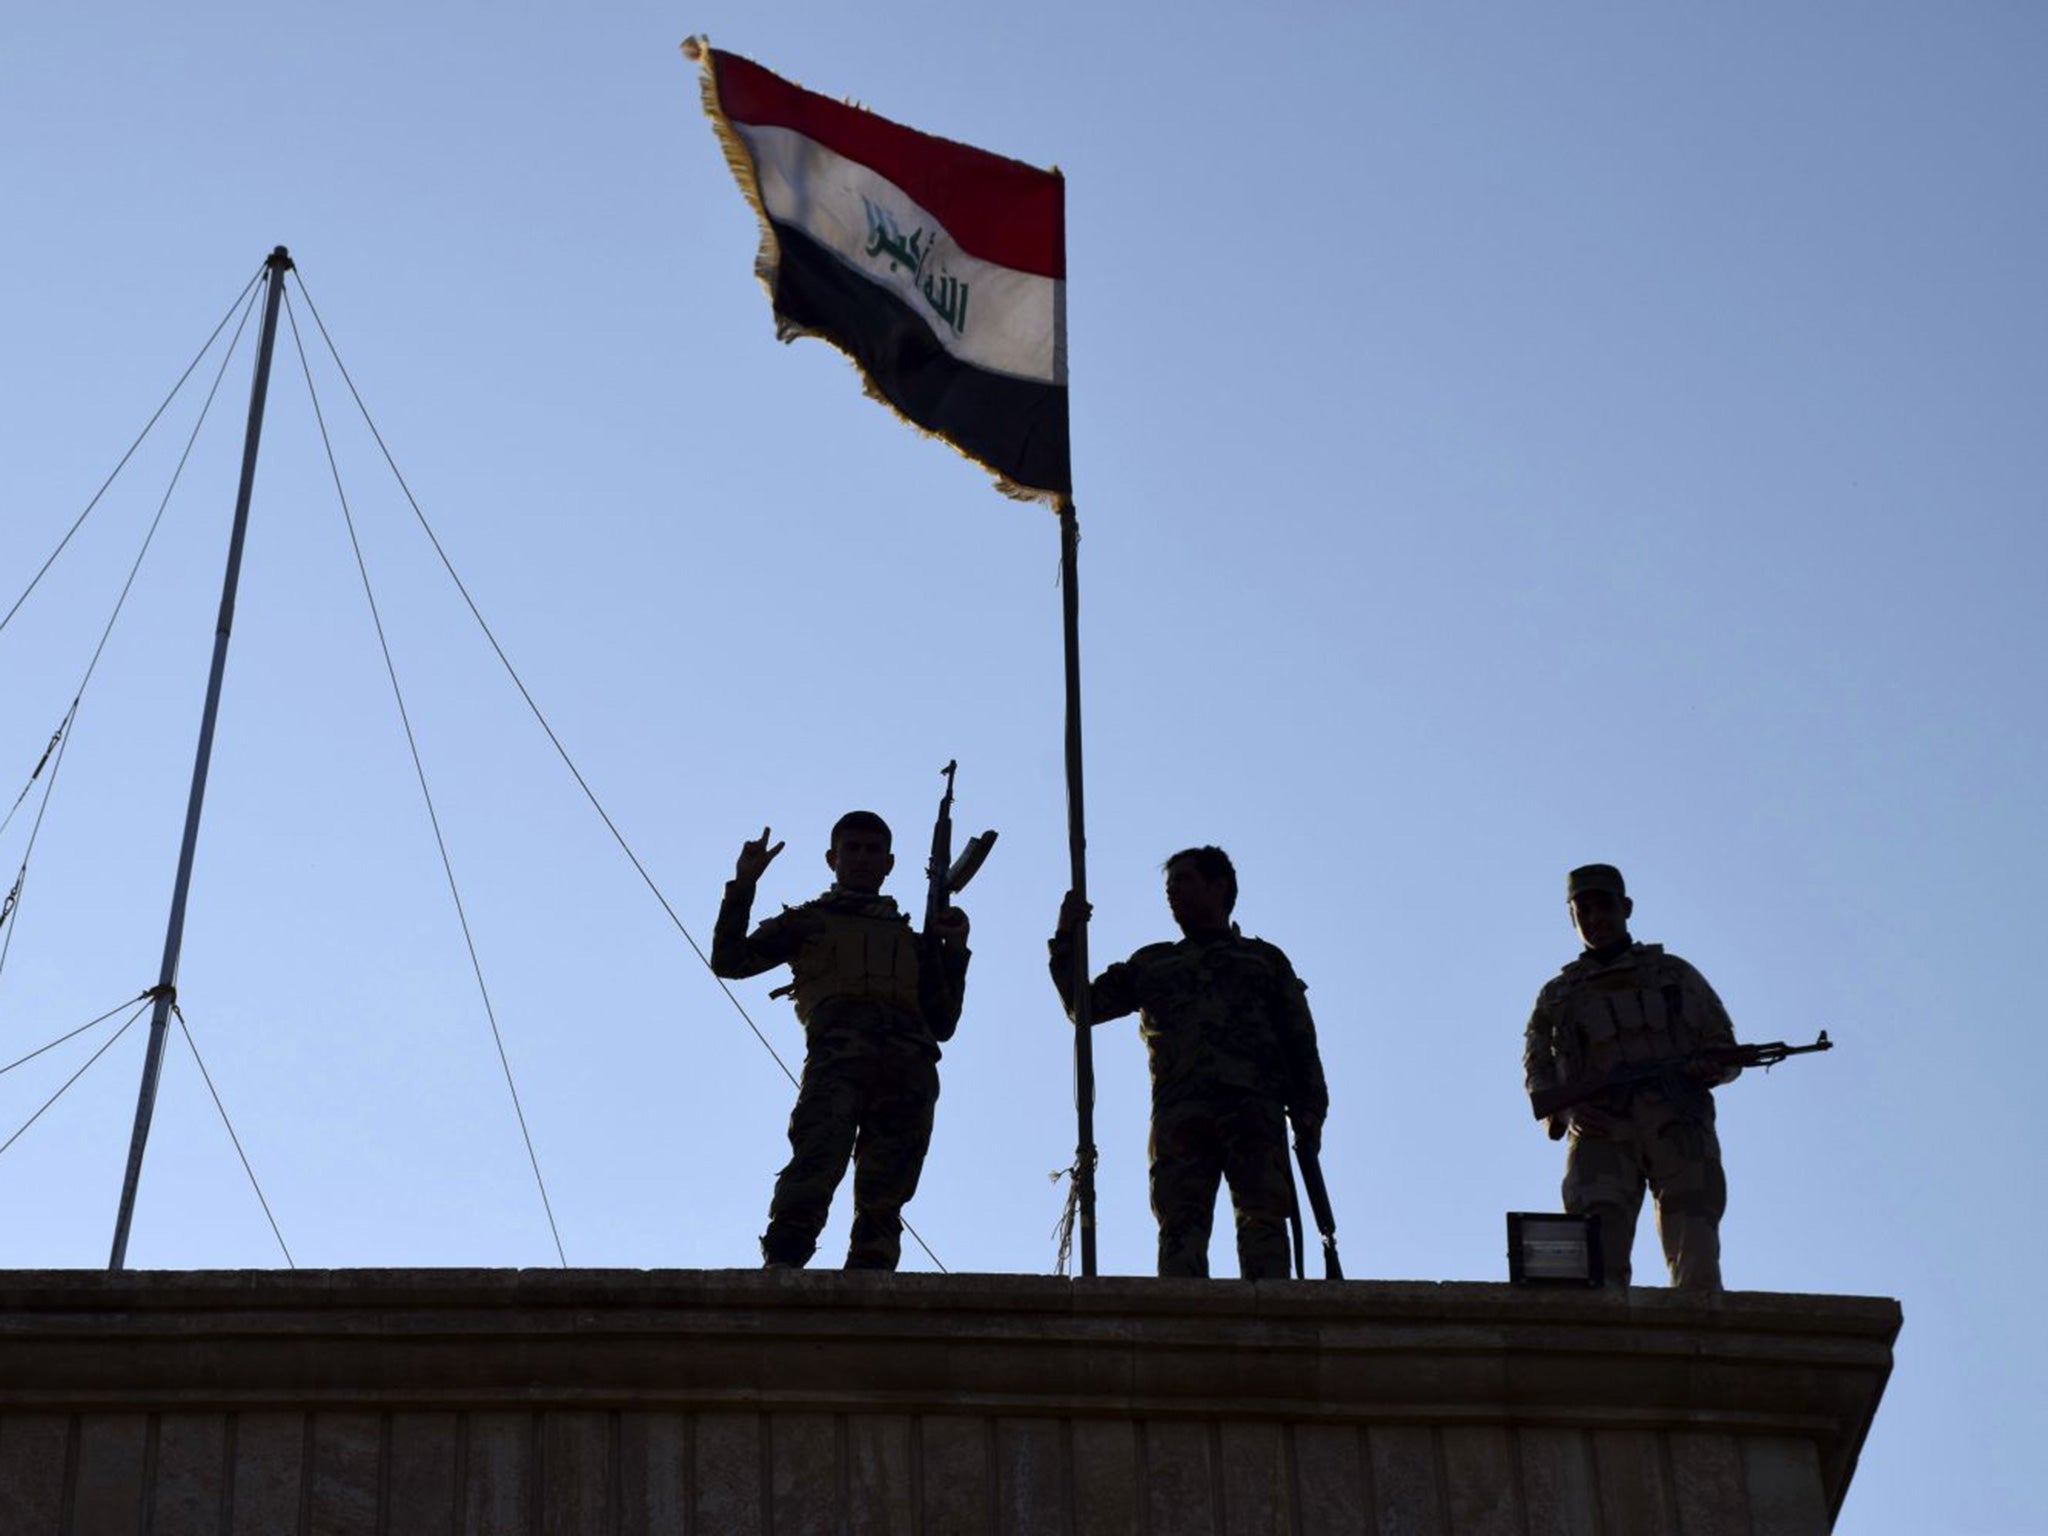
[1292,1137,1345,1280]
[923,761,996,1041]
[1530,1032,1833,1124]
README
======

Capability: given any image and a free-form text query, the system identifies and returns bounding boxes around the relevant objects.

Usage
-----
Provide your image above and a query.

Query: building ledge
[0,1269,1899,1533]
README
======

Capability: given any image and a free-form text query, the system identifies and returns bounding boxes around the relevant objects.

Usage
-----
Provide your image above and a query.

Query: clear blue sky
[3,5,2043,1531]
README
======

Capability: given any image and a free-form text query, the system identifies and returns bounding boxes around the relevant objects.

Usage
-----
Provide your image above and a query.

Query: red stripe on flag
[711,49,1064,280]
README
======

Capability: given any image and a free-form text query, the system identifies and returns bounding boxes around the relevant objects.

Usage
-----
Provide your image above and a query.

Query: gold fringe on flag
[682,37,1063,509]
[683,37,783,315]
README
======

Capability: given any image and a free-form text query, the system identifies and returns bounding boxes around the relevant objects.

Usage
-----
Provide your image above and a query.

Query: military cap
[1566,863,1627,900]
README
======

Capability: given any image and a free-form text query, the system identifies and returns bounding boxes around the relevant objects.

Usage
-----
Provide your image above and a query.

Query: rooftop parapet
[0,1269,1898,1534]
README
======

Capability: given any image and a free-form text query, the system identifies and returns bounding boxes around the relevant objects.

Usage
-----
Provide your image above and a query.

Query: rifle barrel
[1532,1034,1833,1120]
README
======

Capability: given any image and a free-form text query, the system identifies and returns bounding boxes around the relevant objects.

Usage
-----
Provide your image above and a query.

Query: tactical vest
[788,906,923,1024]
[1555,944,1708,1078]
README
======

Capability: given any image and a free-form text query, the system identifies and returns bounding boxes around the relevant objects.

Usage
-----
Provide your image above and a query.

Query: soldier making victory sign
[1522,863,1739,1291]
[712,813,970,1271]
[1051,847,1329,1280]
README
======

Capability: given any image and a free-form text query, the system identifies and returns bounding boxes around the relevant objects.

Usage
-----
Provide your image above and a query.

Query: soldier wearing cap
[1522,864,1740,1290]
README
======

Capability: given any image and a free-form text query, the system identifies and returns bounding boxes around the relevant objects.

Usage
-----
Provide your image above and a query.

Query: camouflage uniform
[1523,942,1739,1290]
[1050,926,1328,1279]
[713,882,968,1270]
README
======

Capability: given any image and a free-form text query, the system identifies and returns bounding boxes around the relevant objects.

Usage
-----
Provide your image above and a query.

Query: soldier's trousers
[1150,1093,1293,1280]
[762,1028,938,1271]
[1563,1089,1725,1290]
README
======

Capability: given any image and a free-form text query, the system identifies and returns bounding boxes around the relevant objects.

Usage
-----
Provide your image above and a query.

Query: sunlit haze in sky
[3,7,2043,1532]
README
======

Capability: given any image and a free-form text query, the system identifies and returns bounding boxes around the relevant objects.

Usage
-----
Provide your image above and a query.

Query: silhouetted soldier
[1523,863,1739,1290]
[713,812,969,1270]
[1051,847,1328,1279]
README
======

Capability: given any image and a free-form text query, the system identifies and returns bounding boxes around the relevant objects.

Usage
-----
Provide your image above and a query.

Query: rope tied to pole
[1048,1150,1096,1278]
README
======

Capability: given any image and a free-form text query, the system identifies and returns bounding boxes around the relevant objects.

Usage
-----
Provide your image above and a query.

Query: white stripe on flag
[735,122,1063,386]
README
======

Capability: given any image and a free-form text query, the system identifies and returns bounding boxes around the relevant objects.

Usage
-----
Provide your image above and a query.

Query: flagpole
[1059,496,1098,1277]
[109,246,293,1271]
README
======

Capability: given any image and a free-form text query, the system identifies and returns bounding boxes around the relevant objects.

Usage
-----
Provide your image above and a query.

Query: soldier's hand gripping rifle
[923,760,996,1042]
[1530,1031,1833,1123]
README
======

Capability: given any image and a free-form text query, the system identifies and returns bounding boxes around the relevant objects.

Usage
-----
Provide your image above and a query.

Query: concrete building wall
[0,1270,1897,1535]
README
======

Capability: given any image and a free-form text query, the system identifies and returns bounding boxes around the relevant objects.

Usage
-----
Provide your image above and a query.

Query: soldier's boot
[760,1222,818,1270]
[1656,1196,1724,1291]
[1235,1213,1292,1281]
[763,1155,841,1271]
[1153,1165,1219,1278]
[1577,1201,1639,1288]
[845,1209,903,1272]
[1225,1128,1296,1280]
[1156,1221,1211,1279]
[1651,1121,1727,1291]
[1562,1136,1646,1289]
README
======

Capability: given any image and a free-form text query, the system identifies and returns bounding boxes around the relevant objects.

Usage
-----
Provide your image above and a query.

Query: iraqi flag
[686,40,1069,505]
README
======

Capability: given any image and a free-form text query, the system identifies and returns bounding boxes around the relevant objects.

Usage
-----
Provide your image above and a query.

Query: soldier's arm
[1523,989,1569,1138]
[1672,957,1742,1086]
[709,879,800,980]
[1046,914,1143,1025]
[1270,948,1329,1145]
[921,929,971,1042]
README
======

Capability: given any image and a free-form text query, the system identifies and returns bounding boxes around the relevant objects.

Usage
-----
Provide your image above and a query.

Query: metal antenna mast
[109,246,293,1271]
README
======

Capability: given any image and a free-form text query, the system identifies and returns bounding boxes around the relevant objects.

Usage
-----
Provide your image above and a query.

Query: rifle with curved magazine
[921,761,995,1043]
[1530,1031,1832,1123]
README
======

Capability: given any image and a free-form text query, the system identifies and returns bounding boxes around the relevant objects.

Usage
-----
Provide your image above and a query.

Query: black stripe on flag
[771,221,1071,498]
